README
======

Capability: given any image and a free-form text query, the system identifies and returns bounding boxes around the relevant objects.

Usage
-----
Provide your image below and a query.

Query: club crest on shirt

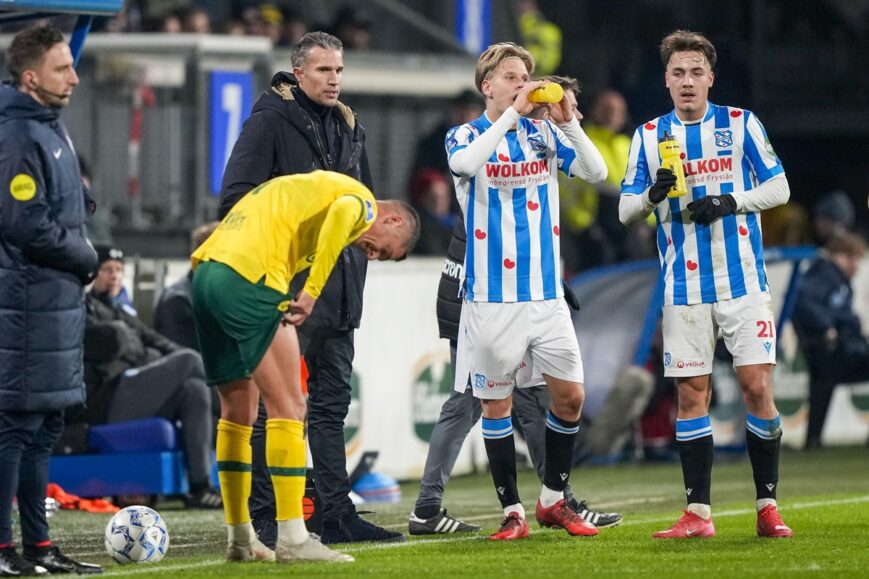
[474,373,486,389]
[713,130,733,148]
[527,133,547,152]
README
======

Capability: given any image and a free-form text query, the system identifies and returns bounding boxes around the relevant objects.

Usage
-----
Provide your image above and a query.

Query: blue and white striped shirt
[621,103,784,306]
[447,111,605,302]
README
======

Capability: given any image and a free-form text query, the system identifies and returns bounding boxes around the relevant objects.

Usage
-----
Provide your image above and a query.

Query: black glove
[687,194,737,225]
[648,168,677,203]
[562,280,580,311]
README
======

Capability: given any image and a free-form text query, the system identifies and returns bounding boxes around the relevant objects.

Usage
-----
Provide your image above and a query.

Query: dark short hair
[659,30,717,70]
[6,25,65,87]
[541,74,581,96]
[291,31,343,69]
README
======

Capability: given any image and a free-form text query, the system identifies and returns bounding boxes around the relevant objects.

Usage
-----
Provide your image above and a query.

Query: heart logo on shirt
[730,110,742,118]
[645,122,656,130]
[527,200,539,211]
[667,237,672,246]
[498,153,510,162]
[474,229,487,240]
[504,258,516,269]
[686,260,698,271]
[739,225,749,236]
[680,152,687,160]
[553,226,560,236]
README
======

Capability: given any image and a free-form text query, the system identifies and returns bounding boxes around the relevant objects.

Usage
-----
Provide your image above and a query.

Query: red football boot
[653,510,716,539]
[536,499,598,536]
[488,512,529,541]
[756,504,793,538]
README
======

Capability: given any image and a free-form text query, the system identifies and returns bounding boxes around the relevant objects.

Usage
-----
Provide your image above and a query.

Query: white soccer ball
[104,506,169,564]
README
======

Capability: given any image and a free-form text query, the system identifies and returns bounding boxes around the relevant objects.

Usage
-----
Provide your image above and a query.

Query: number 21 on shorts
[756,320,775,338]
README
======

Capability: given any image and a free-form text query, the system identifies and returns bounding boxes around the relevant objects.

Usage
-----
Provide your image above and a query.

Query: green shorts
[192,261,287,386]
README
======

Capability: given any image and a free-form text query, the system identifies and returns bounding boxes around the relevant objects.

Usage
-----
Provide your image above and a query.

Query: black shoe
[183,486,223,510]
[23,545,102,574]
[320,515,405,544]
[251,517,277,550]
[566,498,624,528]
[408,508,481,535]
[0,546,48,577]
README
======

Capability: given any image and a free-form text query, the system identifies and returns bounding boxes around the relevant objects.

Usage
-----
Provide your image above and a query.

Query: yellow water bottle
[658,131,688,197]
[528,83,564,104]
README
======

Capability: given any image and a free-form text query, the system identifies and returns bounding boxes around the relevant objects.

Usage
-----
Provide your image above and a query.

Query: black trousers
[804,338,869,447]
[250,327,356,524]
[107,350,216,487]
[0,410,63,545]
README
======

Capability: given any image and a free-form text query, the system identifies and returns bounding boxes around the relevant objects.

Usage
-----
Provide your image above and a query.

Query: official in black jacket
[792,232,869,450]
[218,31,402,545]
[0,26,101,576]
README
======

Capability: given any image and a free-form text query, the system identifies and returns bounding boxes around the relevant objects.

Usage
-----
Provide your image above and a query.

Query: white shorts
[662,292,777,377]
[454,298,584,400]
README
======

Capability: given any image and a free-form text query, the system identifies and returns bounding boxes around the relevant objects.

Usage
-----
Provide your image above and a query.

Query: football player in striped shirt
[447,42,608,540]
[619,30,793,539]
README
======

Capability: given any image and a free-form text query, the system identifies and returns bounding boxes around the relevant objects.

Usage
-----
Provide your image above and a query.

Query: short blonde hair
[475,42,535,92]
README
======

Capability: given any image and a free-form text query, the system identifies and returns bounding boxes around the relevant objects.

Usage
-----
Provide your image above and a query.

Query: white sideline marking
[101,495,869,576]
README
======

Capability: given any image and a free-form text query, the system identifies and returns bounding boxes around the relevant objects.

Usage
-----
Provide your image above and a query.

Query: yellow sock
[266,419,306,521]
[216,419,253,526]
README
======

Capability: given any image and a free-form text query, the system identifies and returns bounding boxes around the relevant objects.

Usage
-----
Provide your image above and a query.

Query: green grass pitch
[43,446,868,577]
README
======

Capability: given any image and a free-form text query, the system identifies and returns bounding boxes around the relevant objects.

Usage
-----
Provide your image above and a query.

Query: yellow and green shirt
[192,171,376,298]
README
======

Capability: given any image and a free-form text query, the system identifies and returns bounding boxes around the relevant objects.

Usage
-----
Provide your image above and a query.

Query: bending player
[191,171,419,562]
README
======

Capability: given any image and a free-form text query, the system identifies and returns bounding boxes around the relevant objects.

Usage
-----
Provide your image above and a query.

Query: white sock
[756,498,777,512]
[687,503,712,520]
[277,518,309,546]
[539,485,564,508]
[503,503,525,519]
[227,522,255,545]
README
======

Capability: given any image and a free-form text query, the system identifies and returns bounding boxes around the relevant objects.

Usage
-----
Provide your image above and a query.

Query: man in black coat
[792,232,869,450]
[0,25,101,576]
[219,31,402,545]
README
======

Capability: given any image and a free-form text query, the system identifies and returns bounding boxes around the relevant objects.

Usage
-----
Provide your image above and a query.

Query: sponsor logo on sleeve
[474,373,486,389]
[365,199,375,222]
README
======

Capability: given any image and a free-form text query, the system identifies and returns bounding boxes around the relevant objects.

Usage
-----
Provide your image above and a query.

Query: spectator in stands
[328,5,372,50]
[408,169,456,256]
[792,232,869,450]
[154,222,220,350]
[80,247,221,509]
[558,88,636,274]
[411,89,484,182]
[182,7,212,34]
[762,202,812,247]
[517,0,562,76]
[812,190,855,245]
[90,245,137,317]
[279,7,309,48]
[159,12,183,34]
[257,3,284,46]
